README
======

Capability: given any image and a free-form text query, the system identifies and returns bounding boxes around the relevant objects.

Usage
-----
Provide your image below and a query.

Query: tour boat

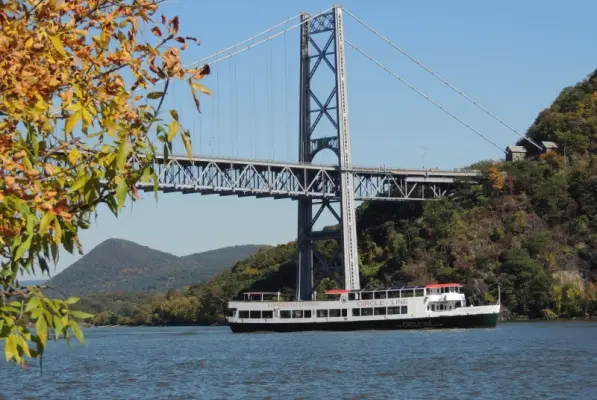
[226,283,500,333]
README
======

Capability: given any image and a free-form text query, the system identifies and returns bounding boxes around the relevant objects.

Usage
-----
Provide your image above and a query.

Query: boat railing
[239,292,281,302]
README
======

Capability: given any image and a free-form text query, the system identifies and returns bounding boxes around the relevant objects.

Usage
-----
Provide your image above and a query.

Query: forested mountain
[45,239,267,297]
[81,69,597,326]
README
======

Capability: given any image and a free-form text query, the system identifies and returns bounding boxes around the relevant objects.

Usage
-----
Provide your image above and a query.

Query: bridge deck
[140,154,478,201]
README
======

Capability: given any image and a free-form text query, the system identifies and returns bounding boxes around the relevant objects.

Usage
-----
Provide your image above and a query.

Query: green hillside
[46,239,267,297]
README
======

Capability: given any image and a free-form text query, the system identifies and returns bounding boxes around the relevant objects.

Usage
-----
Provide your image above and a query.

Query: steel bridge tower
[296,6,360,300]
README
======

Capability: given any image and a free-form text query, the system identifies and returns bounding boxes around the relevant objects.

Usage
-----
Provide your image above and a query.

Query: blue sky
[24,0,597,279]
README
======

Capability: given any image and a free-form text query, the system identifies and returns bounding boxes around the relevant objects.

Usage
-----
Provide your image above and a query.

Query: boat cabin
[424,283,465,312]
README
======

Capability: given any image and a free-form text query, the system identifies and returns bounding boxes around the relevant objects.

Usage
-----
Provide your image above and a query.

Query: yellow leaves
[191,81,212,96]
[48,34,67,57]
[65,111,81,135]
[167,119,179,142]
[5,334,17,362]
[1,0,209,367]
[67,147,80,166]
[182,133,192,160]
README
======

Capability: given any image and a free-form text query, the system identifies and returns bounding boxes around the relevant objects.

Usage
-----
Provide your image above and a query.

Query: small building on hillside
[506,145,527,162]
[541,141,558,153]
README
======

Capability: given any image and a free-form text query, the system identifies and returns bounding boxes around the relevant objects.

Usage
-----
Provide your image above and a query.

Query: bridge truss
[143,154,477,201]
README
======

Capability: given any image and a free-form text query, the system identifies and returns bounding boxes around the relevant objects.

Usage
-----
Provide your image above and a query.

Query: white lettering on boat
[356,299,407,307]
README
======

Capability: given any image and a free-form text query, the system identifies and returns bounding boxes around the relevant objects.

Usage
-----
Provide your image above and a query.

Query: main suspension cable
[145,7,333,91]
[187,13,302,68]
[342,8,542,151]
[345,40,506,154]
[205,7,333,67]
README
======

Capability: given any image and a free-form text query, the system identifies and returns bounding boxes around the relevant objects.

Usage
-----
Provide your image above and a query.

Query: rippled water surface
[2,321,596,399]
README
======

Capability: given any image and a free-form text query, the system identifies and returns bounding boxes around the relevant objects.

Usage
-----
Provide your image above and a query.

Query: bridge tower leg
[296,6,360,300]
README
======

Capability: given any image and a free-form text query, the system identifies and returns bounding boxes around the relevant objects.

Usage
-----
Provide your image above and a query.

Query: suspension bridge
[133,5,539,300]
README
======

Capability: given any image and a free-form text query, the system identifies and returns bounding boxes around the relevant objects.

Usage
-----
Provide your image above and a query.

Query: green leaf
[26,213,35,236]
[35,316,48,346]
[25,297,40,312]
[54,314,64,339]
[106,195,118,217]
[64,297,80,305]
[38,256,50,274]
[70,321,85,343]
[53,219,62,244]
[141,165,151,183]
[14,234,33,261]
[68,174,88,194]
[39,212,54,235]
[71,310,93,319]
[167,119,179,142]
[117,138,130,171]
[116,177,128,208]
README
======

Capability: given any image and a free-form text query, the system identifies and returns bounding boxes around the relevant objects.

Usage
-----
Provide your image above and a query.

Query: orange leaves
[487,166,505,191]
[1,3,212,356]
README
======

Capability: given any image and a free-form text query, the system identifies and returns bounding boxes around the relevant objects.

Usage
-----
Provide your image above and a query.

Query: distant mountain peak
[47,240,267,297]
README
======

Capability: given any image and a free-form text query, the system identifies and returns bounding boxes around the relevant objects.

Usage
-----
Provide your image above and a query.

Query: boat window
[361,308,373,316]
[304,310,312,318]
[249,311,261,319]
[316,309,328,318]
[400,306,408,314]
[352,308,360,317]
[329,309,341,317]
[227,308,237,317]
[280,310,291,319]
[262,310,273,319]
[415,288,424,297]
[388,291,400,298]
[239,310,250,319]
[374,291,387,299]
[387,307,400,315]
[455,301,461,308]
[292,310,303,318]
[342,309,347,317]
[402,290,414,298]
[348,293,356,301]
[374,307,386,315]
[361,292,373,300]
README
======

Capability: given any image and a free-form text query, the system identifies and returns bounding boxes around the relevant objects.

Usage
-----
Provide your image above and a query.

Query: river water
[1,321,596,399]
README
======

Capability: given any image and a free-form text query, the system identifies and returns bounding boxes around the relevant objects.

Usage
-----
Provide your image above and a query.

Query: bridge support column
[296,6,360,301]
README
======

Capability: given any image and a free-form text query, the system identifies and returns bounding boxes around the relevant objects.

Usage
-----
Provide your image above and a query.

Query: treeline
[78,69,597,326]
